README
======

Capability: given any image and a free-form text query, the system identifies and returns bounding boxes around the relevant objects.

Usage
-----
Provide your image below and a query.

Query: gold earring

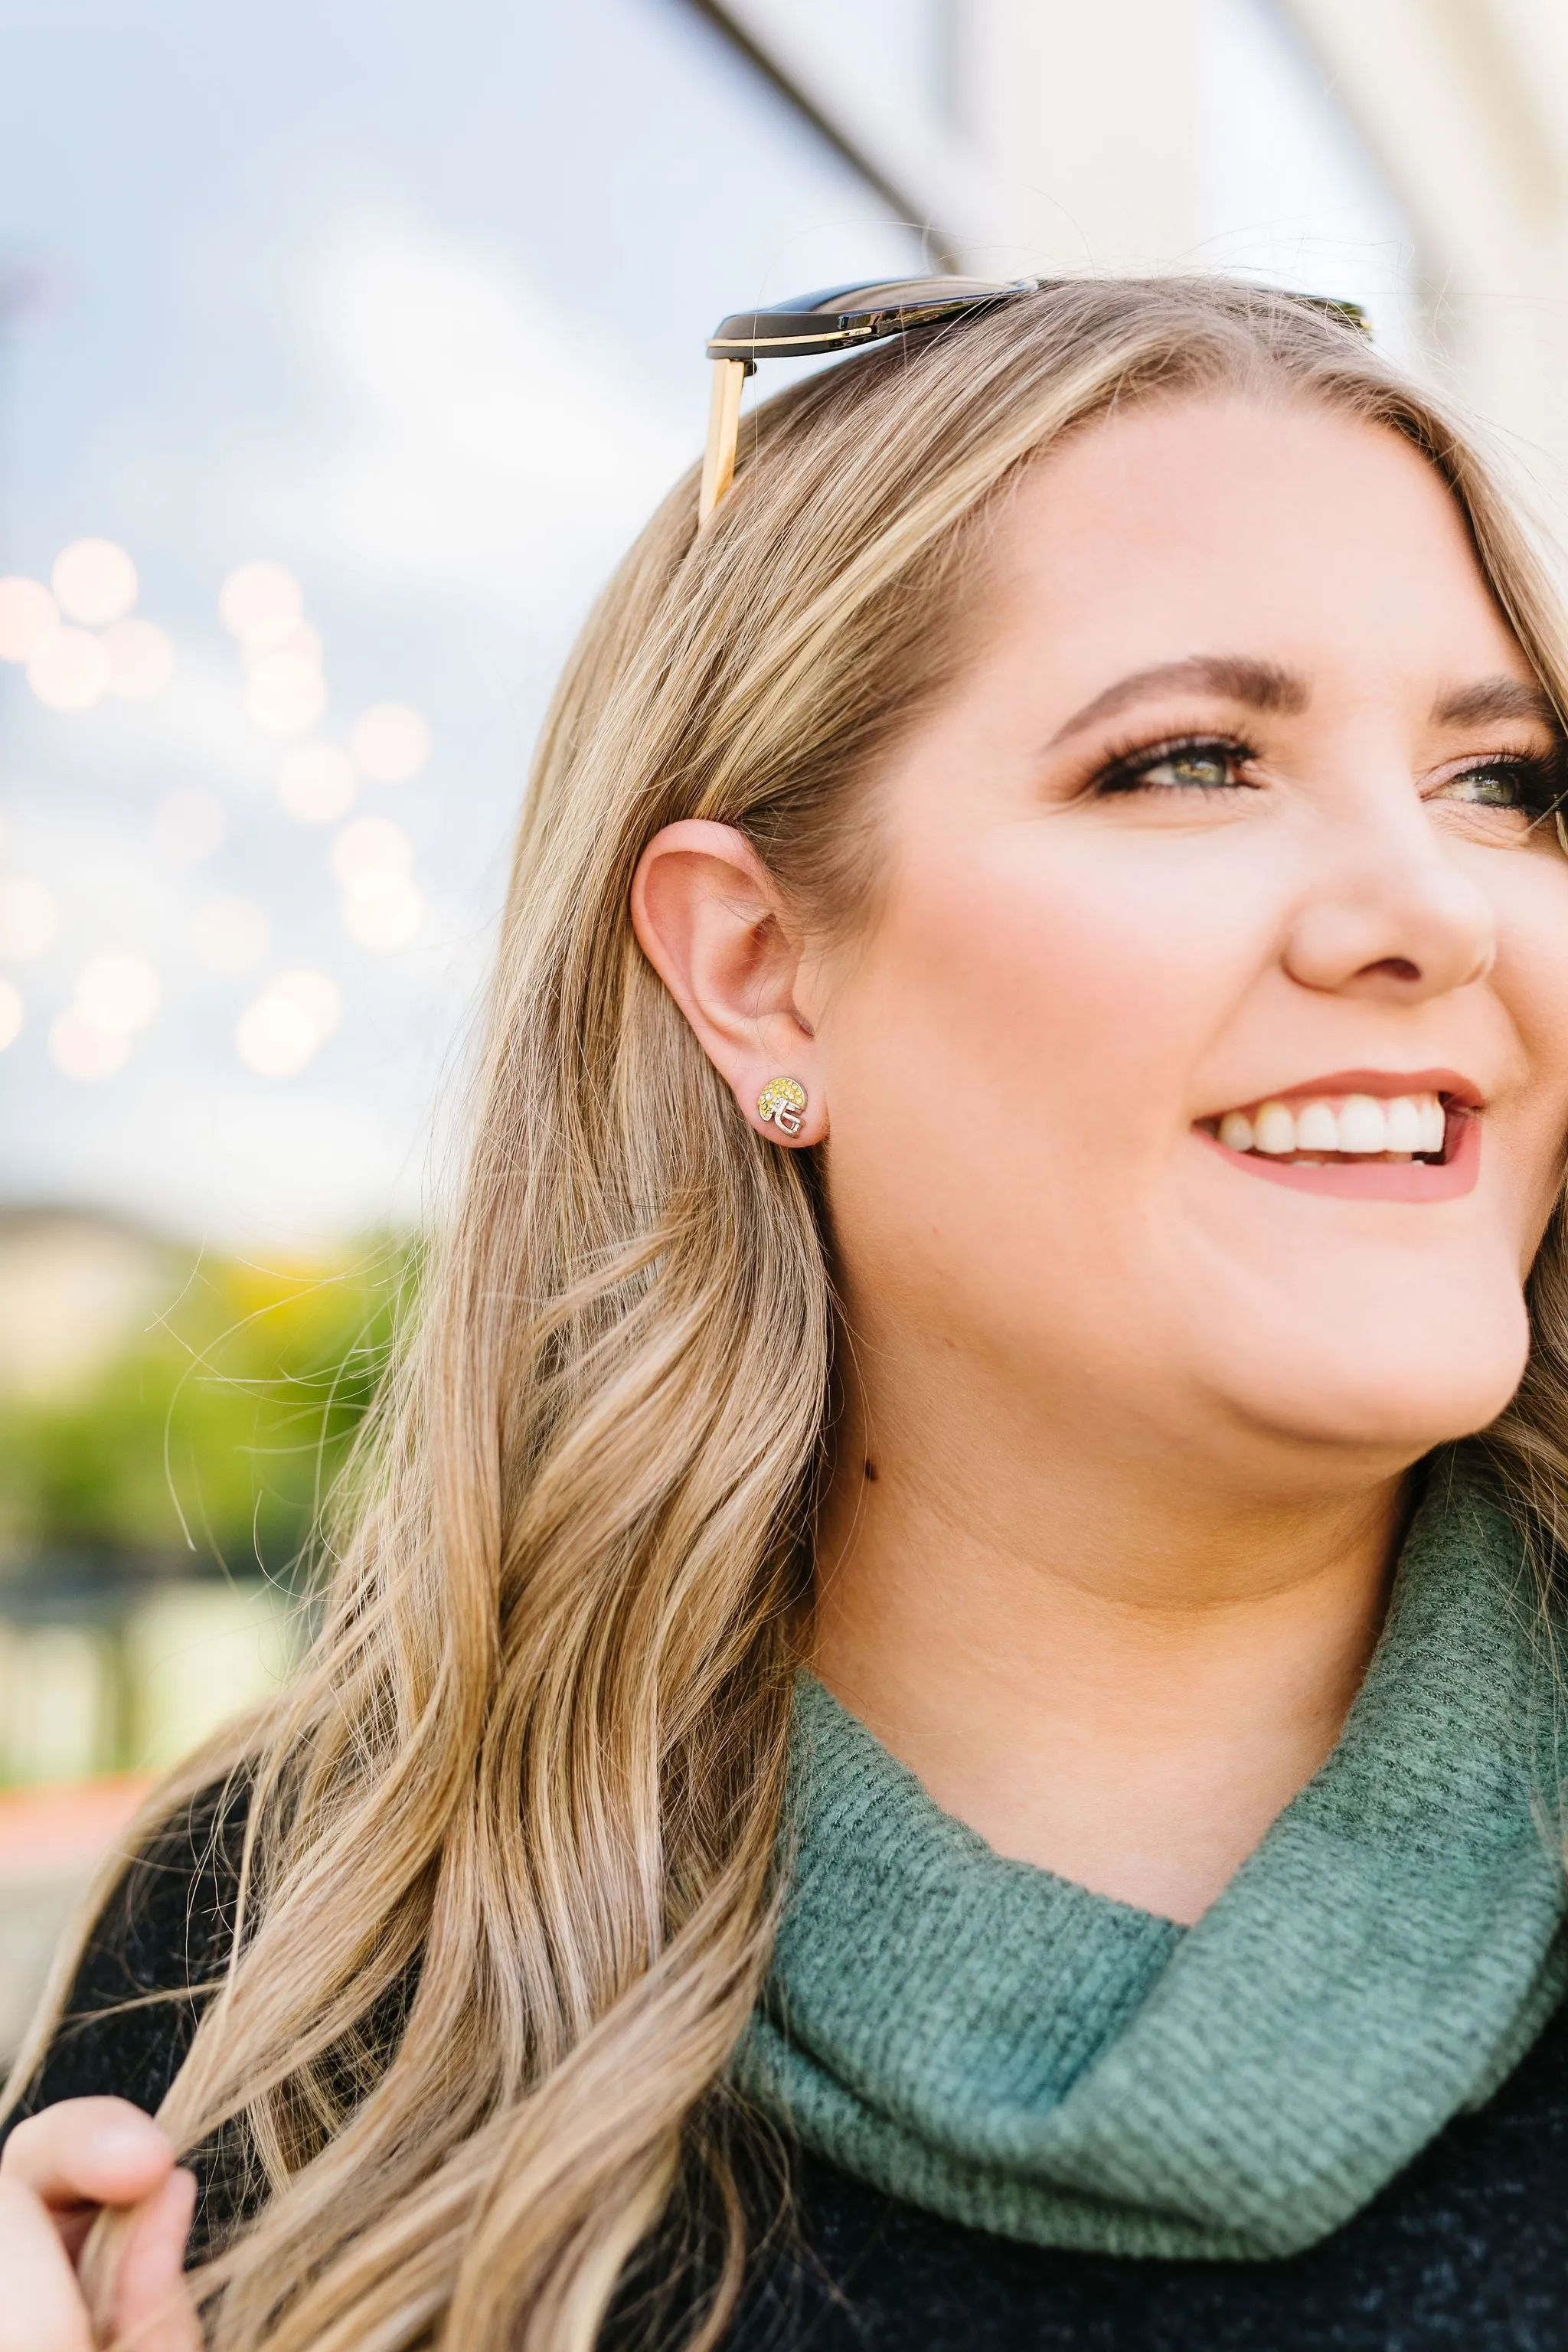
[756,1076,807,1137]
[1556,807,1568,858]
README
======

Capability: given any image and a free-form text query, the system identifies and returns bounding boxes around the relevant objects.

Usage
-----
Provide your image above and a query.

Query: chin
[1223,1316,1530,1461]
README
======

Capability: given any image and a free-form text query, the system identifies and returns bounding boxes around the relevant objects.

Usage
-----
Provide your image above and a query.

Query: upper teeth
[1217,1093,1446,1158]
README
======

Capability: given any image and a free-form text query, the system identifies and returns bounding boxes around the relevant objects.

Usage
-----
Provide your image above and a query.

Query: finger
[113,2169,201,2352]
[0,2175,93,2352]
[2,2099,174,2212]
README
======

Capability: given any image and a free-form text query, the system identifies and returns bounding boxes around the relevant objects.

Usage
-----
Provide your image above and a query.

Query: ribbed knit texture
[738,1462,1568,2258]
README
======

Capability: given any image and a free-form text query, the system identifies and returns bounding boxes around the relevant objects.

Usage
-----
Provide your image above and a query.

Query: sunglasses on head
[697,274,1371,527]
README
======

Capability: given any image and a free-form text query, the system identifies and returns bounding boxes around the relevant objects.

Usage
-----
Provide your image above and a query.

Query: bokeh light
[49,1007,131,1082]
[236,993,315,1077]
[189,895,270,972]
[0,877,60,959]
[74,952,160,1034]
[0,977,22,1051]
[0,576,60,662]
[350,702,433,785]
[270,965,342,1036]
[152,787,227,864]
[341,871,426,951]
[276,743,357,824]
[252,619,322,669]
[28,626,112,712]
[331,820,421,949]
[235,966,341,1077]
[218,561,304,645]
[104,618,176,701]
[331,817,412,882]
[244,648,325,735]
[51,538,138,627]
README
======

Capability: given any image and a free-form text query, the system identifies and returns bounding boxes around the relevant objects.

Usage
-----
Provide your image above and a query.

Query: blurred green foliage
[0,1237,414,1582]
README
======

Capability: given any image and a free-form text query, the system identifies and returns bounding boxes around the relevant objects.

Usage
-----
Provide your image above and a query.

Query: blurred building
[700,0,1568,521]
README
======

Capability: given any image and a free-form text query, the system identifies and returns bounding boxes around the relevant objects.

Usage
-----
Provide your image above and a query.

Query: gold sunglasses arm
[699,358,750,527]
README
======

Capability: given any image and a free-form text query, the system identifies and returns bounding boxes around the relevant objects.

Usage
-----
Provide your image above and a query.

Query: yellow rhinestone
[757,1076,806,1122]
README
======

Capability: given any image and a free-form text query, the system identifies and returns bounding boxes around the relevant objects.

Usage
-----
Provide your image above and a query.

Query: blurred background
[3,0,1568,2055]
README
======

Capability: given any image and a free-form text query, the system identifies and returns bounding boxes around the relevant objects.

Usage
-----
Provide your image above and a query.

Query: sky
[0,0,1418,1252]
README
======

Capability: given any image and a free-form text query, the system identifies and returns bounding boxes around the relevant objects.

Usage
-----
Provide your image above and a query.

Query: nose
[1282,801,1497,1004]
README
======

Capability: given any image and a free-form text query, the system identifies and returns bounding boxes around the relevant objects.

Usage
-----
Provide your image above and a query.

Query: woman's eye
[1430,756,1560,818]
[1096,739,1250,796]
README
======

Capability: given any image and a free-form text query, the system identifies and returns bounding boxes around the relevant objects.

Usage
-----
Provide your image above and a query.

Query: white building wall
[955,0,1212,273]
[717,0,1568,541]
[949,0,1568,528]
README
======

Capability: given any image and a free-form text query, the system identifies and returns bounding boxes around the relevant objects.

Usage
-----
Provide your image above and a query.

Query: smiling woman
[5,279,1568,2352]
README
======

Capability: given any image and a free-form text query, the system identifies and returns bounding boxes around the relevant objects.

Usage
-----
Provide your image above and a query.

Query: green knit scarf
[738,1462,1568,2259]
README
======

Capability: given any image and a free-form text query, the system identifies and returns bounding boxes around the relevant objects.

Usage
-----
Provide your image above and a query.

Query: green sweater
[739,1460,1568,2258]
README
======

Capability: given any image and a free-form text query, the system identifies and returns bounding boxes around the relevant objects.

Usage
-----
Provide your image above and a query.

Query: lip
[1205,1067,1486,1116]
[1197,1108,1481,1202]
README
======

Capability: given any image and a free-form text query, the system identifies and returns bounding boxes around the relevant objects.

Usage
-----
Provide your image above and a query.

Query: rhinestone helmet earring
[756,1076,808,1137]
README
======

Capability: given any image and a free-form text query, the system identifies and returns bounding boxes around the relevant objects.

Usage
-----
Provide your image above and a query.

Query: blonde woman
[6,276,1568,2351]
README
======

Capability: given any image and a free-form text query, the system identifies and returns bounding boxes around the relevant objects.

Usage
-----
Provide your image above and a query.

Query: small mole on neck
[864,1459,878,1482]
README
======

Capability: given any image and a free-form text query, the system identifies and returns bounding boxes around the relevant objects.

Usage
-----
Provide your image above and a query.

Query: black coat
[8,1803,1568,2350]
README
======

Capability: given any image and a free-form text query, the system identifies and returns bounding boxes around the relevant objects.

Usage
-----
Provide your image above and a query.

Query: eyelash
[1089,731,1568,819]
[1091,733,1256,796]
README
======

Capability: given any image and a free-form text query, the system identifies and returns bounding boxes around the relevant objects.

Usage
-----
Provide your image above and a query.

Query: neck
[811,1373,1410,1926]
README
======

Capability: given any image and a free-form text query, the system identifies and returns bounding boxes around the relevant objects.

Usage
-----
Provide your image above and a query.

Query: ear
[630,819,828,1146]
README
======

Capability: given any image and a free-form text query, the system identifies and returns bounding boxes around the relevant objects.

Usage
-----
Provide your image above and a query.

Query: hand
[0,2097,198,2350]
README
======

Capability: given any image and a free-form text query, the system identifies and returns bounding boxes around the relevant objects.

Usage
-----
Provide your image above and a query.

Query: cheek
[846,830,1238,1132]
[818,830,1246,1276]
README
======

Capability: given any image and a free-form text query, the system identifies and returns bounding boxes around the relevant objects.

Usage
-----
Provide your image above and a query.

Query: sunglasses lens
[707,275,1038,362]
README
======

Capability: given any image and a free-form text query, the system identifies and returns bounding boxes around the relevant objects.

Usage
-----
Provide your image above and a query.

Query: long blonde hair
[14,278,1568,2350]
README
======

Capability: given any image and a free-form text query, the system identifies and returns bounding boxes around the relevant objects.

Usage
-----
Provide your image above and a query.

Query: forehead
[984,394,1528,692]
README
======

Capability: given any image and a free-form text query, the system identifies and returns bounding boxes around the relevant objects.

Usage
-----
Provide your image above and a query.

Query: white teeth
[1294,1100,1339,1152]
[1337,1094,1387,1153]
[1253,1100,1297,1155]
[1384,1096,1423,1154]
[1213,1089,1452,1161]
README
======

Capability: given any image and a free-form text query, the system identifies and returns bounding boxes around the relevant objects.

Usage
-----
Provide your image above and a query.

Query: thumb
[109,2166,201,2350]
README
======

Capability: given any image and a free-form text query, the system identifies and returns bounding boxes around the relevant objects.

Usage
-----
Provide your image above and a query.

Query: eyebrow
[1046,655,1309,746]
[1429,675,1560,731]
[1046,659,1563,750]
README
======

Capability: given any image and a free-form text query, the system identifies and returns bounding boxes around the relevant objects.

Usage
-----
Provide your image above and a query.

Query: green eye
[1096,737,1251,796]
[1432,756,1562,818]
[1154,750,1235,789]
[1442,767,1526,807]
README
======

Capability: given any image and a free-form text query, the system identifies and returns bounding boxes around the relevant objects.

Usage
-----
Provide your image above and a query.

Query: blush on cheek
[890,841,1245,1136]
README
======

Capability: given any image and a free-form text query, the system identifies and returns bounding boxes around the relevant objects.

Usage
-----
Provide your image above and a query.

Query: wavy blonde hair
[12,277,1568,2350]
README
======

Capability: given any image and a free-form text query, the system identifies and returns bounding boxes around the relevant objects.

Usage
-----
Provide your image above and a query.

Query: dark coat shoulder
[2,1785,245,2140]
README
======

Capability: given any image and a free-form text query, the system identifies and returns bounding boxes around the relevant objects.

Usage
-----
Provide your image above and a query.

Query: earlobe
[630,819,827,1146]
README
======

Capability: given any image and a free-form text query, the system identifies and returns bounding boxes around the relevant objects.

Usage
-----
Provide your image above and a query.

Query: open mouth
[1199,1089,1453,1166]
[1194,1071,1482,1200]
